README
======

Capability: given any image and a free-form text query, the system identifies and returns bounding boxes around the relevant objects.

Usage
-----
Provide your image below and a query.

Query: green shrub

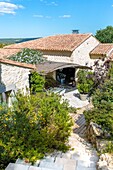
[0,92,73,168]
[30,71,45,93]
[77,69,94,94]
[92,79,113,108]
[104,141,113,153]
[84,78,113,140]
[68,107,77,114]
[84,63,113,153]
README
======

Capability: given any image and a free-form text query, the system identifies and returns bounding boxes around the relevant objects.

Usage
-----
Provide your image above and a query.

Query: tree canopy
[9,48,46,64]
[95,26,113,43]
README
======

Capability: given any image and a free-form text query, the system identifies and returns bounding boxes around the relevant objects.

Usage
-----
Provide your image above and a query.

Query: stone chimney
[72,30,79,34]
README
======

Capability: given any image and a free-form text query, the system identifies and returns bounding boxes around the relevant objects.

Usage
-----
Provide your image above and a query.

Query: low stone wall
[87,122,113,170]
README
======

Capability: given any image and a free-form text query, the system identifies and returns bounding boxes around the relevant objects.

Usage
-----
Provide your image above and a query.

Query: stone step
[42,157,55,163]
[55,157,76,170]
[39,161,63,170]
[79,126,86,135]
[90,156,99,162]
[71,153,80,161]
[76,116,85,124]
[5,163,30,170]
[76,167,96,170]
[61,152,72,159]
[55,157,76,166]
[29,166,42,170]
[6,163,65,170]
[77,160,96,168]
[75,115,85,125]
[73,124,86,134]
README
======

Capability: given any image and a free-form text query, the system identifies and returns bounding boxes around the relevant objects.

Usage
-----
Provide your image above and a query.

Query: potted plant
[77,69,94,101]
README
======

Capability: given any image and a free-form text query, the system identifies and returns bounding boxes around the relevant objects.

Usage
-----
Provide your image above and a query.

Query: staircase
[5,154,96,170]
[5,107,98,170]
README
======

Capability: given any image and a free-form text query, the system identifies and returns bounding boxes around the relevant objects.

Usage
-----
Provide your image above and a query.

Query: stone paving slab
[42,157,55,163]
[29,166,42,170]
[39,161,63,170]
[77,160,96,168]
[55,157,76,166]
[76,167,96,170]
[63,165,76,170]
[60,152,71,159]
[41,168,57,170]
[5,163,30,170]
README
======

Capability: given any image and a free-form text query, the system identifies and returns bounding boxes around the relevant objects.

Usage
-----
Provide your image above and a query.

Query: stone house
[4,34,100,67]
[1,33,113,93]
[4,33,99,84]
[0,57,35,105]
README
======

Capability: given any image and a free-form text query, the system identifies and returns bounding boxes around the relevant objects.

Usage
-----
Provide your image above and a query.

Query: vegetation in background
[9,48,46,64]
[0,92,73,169]
[95,26,113,43]
[0,43,7,48]
[0,38,40,44]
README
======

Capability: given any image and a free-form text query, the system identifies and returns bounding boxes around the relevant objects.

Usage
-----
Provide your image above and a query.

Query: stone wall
[0,63,31,93]
[72,36,99,67]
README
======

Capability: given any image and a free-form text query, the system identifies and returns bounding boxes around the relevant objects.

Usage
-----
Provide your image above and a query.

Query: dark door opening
[56,67,75,85]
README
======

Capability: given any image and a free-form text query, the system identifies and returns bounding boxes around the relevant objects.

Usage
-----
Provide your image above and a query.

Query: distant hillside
[0,37,41,44]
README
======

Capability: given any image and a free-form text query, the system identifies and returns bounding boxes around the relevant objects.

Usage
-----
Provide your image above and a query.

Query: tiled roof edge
[0,59,35,69]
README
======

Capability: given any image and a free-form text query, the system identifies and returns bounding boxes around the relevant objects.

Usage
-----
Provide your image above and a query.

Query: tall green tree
[9,48,46,64]
[95,26,113,43]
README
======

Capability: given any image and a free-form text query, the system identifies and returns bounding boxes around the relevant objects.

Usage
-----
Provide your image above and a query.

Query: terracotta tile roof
[0,58,35,69]
[90,44,113,55]
[0,48,21,59]
[4,34,92,52]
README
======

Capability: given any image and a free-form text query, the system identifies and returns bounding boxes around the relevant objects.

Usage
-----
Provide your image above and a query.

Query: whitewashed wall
[0,63,31,93]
